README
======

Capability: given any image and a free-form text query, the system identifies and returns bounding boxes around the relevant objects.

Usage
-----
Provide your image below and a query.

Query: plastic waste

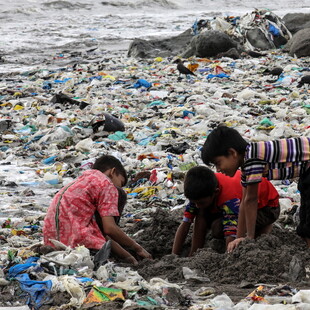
[84,286,125,304]
[133,79,152,89]
[93,240,111,270]
[51,92,88,110]
[75,138,93,153]
[91,113,125,133]
[210,293,234,308]
[61,275,86,307]
[292,290,310,304]
[15,273,52,309]
[289,255,304,281]
[182,267,210,282]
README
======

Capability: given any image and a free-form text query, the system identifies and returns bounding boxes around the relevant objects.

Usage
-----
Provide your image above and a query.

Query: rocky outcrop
[127,10,292,59]
[127,29,192,58]
[289,28,310,57]
[283,13,310,35]
[181,30,239,58]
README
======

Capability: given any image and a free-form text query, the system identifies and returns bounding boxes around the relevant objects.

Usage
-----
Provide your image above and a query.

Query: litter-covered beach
[1,0,310,309]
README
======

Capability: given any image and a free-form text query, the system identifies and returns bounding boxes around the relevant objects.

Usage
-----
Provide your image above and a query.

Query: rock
[289,28,310,57]
[283,13,310,35]
[127,29,192,58]
[216,47,241,59]
[182,30,238,58]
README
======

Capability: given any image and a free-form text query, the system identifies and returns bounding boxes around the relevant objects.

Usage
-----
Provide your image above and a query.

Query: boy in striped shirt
[201,126,310,252]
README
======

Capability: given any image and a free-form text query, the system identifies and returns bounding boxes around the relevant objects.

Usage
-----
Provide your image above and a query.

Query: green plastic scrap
[179,162,197,171]
[258,118,274,127]
[108,131,128,141]
[147,100,166,107]
[303,104,310,115]
[258,99,273,105]
[119,108,129,114]
[136,296,159,306]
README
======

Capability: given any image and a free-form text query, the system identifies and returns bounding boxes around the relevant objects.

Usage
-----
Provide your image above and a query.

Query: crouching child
[172,166,279,256]
[43,154,152,265]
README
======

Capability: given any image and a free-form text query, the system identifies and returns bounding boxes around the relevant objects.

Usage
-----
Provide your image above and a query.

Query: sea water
[0,0,310,73]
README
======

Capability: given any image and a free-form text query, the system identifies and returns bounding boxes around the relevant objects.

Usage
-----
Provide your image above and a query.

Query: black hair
[115,187,127,225]
[201,126,248,165]
[93,154,128,185]
[184,166,218,200]
[94,186,127,234]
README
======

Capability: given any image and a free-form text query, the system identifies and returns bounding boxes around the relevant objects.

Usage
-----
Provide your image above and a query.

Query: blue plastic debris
[15,273,52,310]
[8,257,40,278]
[133,79,152,89]
[206,73,230,79]
[42,155,58,165]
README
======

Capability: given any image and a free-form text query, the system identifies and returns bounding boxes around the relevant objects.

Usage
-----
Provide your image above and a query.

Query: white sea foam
[0,0,309,72]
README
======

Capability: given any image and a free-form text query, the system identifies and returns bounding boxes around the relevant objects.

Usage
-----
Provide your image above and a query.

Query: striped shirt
[241,137,310,186]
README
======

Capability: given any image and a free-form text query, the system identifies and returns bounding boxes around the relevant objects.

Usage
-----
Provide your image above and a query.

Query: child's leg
[210,217,224,239]
[255,206,280,237]
[257,223,273,235]
[210,216,225,253]
[296,167,310,246]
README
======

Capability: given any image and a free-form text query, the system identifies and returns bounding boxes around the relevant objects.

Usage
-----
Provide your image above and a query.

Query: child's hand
[124,255,139,265]
[136,247,153,260]
[226,237,245,253]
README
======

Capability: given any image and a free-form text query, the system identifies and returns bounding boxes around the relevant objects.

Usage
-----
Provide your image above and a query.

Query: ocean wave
[101,0,179,9]
[42,1,91,10]
[0,7,43,15]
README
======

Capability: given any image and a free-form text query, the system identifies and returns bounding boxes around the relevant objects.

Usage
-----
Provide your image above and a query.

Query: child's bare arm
[227,185,259,253]
[243,183,259,239]
[109,239,138,265]
[102,216,152,260]
[237,187,247,238]
[172,222,191,255]
[190,214,208,256]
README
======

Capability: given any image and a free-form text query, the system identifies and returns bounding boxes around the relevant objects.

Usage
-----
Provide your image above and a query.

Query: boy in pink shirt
[43,154,151,265]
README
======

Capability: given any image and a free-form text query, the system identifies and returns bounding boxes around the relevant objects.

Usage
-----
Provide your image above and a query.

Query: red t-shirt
[183,170,279,222]
[43,170,119,250]
[218,170,279,209]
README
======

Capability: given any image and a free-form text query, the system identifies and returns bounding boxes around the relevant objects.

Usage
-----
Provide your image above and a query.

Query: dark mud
[124,208,310,302]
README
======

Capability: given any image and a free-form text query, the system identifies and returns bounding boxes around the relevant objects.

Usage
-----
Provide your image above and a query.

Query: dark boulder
[283,13,310,35]
[127,29,192,58]
[216,47,241,59]
[182,30,238,58]
[289,28,310,57]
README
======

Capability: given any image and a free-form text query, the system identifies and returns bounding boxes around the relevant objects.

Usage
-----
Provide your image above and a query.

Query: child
[201,125,310,251]
[43,154,152,265]
[172,166,279,256]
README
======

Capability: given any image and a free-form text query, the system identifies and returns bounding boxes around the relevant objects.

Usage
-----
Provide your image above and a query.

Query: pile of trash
[192,9,292,51]
[0,33,310,309]
[2,238,310,310]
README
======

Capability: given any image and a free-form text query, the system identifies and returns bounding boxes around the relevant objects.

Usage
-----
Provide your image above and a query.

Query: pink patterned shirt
[43,170,119,250]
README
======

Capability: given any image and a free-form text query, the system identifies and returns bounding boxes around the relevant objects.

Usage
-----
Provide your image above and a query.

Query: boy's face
[213,148,241,177]
[106,168,126,187]
[191,191,218,209]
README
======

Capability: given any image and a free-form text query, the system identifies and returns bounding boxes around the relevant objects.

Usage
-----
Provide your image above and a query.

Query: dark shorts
[296,167,310,238]
[256,205,280,229]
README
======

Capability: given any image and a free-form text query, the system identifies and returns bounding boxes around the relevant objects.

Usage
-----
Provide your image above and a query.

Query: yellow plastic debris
[13,104,24,110]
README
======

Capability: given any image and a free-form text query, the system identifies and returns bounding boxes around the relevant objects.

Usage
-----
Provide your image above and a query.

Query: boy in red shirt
[43,155,152,265]
[172,166,279,256]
